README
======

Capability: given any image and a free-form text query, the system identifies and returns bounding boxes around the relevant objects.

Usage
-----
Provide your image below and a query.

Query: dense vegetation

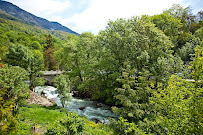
[0,4,202,135]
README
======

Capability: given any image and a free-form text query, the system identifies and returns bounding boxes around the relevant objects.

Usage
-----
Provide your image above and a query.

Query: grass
[16,102,113,135]
[18,107,66,126]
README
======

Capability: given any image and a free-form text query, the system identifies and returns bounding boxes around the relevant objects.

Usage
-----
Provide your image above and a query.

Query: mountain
[0,0,79,35]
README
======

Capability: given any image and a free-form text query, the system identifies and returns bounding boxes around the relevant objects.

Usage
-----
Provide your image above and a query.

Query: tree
[190,45,203,87]
[6,44,30,69]
[45,34,54,50]
[110,117,146,135]
[188,45,203,134]
[55,34,80,70]
[151,12,182,38]
[112,63,155,132]
[54,74,70,108]
[46,112,85,135]
[6,44,44,89]
[98,16,182,85]
[44,47,56,70]
[43,34,57,70]
[55,33,100,99]
[194,26,203,41]
[28,50,44,90]
[29,41,43,51]
[151,74,202,134]
[0,65,29,134]
[58,33,96,82]
[164,4,195,32]
[150,46,203,134]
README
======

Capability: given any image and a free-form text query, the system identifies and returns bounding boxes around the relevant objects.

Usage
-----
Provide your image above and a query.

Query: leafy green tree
[188,45,203,134]
[177,42,195,61]
[0,33,9,47]
[46,112,85,135]
[163,4,202,50]
[58,33,96,81]
[0,45,8,63]
[98,16,182,85]
[17,33,30,46]
[6,44,30,69]
[110,117,146,135]
[164,4,195,32]
[43,34,57,70]
[54,74,70,108]
[151,46,203,134]
[151,12,182,38]
[6,44,44,89]
[112,63,155,132]
[55,33,100,99]
[55,34,79,70]
[151,74,202,134]
[194,26,203,41]
[0,65,29,134]
[29,41,42,51]
[28,50,44,89]
[190,45,203,87]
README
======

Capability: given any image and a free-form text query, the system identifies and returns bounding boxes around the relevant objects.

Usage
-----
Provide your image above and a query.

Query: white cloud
[65,0,184,34]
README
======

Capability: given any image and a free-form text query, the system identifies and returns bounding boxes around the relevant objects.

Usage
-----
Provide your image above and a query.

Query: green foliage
[46,112,85,135]
[29,41,43,51]
[44,48,57,70]
[110,117,146,135]
[151,12,182,38]
[164,4,195,32]
[18,107,67,126]
[0,65,29,134]
[151,75,203,134]
[0,65,29,104]
[17,104,112,135]
[6,44,30,69]
[112,63,155,132]
[28,50,44,88]
[190,45,203,86]
[98,16,182,85]
[6,44,44,88]
[54,74,71,108]
[194,26,203,41]
[16,121,32,135]
[1,4,203,135]
[177,42,195,61]
[0,90,18,135]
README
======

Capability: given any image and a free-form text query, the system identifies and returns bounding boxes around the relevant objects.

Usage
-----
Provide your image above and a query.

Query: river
[34,86,118,124]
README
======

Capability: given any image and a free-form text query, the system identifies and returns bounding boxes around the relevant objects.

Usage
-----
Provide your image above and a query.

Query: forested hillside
[0,0,79,35]
[0,4,202,135]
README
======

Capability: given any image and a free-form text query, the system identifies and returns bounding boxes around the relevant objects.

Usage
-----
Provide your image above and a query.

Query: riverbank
[26,90,55,107]
[17,102,113,134]
[17,90,114,135]
[34,86,118,124]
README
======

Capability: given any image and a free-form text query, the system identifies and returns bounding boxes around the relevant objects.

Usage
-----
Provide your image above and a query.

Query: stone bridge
[40,71,64,85]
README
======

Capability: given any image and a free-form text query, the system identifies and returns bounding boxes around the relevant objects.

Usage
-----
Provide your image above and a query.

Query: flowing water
[34,86,118,124]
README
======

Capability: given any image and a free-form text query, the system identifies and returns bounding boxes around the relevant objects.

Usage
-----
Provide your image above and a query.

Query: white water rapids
[34,86,118,124]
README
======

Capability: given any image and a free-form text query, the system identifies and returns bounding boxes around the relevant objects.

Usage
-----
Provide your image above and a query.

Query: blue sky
[4,0,203,35]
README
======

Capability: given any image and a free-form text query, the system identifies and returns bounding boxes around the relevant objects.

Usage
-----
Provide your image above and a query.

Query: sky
[4,0,203,35]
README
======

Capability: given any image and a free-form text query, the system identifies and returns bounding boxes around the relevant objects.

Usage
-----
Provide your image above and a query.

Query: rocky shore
[26,91,55,106]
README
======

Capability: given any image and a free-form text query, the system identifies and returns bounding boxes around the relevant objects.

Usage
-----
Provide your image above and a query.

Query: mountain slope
[0,0,79,35]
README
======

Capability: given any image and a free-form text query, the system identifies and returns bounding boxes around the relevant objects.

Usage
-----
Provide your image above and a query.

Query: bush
[46,112,85,135]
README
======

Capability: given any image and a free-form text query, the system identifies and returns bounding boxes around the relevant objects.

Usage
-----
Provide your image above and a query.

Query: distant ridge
[0,0,79,35]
